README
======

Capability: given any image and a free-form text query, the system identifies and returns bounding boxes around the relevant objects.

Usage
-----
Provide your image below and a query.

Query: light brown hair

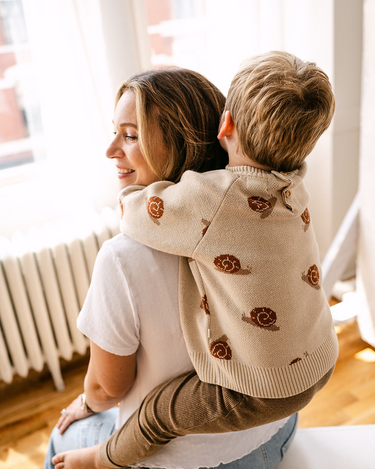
[116,68,228,182]
[226,51,335,171]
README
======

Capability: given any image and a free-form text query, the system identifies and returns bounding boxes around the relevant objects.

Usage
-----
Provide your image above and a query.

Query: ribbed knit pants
[99,367,334,468]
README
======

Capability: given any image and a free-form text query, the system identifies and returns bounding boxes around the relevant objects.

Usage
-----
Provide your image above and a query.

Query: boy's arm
[119,171,224,258]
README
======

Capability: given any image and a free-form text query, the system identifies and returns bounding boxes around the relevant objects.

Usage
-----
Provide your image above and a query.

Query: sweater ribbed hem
[190,330,338,399]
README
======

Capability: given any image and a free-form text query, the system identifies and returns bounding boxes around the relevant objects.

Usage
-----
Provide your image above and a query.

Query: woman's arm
[84,341,137,412]
[57,342,136,434]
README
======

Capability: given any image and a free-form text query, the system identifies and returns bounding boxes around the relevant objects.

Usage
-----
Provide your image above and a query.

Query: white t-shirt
[78,234,289,469]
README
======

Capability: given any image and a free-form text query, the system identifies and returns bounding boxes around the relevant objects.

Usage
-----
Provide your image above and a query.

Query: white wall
[331,0,362,246]
[357,0,375,347]
[304,0,362,262]
[98,0,151,99]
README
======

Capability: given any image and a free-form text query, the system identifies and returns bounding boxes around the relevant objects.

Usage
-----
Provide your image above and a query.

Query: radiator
[0,207,120,391]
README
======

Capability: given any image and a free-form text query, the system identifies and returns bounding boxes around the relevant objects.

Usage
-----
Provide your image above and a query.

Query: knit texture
[119,163,339,398]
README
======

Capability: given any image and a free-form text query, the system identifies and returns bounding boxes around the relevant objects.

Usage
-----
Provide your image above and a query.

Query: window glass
[0,0,46,171]
[145,0,206,71]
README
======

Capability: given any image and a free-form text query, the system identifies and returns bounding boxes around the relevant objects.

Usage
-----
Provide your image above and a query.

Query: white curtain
[203,0,328,95]
[21,0,117,220]
[356,0,375,346]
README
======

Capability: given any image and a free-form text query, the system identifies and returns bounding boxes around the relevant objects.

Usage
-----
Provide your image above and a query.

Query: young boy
[54,51,338,469]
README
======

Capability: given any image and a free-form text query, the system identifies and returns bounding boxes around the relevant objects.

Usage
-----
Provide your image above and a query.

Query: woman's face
[107,91,163,191]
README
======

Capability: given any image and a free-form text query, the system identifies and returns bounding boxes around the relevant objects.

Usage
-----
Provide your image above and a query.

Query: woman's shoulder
[102,233,173,257]
[100,233,179,275]
[102,232,150,255]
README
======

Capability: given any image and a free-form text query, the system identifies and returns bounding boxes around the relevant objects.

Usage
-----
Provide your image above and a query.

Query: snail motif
[201,218,210,237]
[250,307,277,327]
[147,196,164,225]
[201,295,210,315]
[302,264,320,290]
[248,196,271,212]
[242,308,280,331]
[119,199,124,219]
[214,254,241,273]
[289,357,302,366]
[210,335,232,360]
[247,195,277,219]
[301,207,310,231]
[307,264,319,284]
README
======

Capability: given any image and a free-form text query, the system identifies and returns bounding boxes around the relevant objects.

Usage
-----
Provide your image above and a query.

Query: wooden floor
[0,354,90,469]
[1,321,375,468]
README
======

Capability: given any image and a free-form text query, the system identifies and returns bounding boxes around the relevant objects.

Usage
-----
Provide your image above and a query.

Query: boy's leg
[100,368,333,468]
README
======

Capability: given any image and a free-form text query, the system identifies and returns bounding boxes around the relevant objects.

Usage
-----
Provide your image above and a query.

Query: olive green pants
[100,367,334,468]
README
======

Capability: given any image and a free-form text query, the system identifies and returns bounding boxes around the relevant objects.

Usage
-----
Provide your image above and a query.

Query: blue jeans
[44,409,298,469]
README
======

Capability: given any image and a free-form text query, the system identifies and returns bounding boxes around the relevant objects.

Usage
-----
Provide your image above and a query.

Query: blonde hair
[226,51,335,171]
[116,68,227,182]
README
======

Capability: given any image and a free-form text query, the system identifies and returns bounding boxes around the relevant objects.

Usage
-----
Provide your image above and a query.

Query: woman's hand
[56,394,91,435]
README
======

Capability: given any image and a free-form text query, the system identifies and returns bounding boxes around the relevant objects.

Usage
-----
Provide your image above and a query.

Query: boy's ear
[217,111,235,139]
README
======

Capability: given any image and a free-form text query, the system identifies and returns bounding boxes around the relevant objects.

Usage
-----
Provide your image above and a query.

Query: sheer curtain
[203,0,324,94]
[4,0,118,235]
[356,0,375,347]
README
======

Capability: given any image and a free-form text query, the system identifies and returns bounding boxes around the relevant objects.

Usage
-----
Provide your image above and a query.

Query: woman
[46,68,298,469]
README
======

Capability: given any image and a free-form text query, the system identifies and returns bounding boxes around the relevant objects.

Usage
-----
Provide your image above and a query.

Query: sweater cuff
[99,440,124,469]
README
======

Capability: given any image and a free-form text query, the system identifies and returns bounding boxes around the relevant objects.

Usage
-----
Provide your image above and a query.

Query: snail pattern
[242,307,280,331]
[290,350,309,365]
[301,207,310,231]
[201,295,210,315]
[302,264,320,290]
[147,196,164,225]
[213,254,251,275]
[210,335,232,360]
[119,199,124,219]
[289,357,302,366]
[201,218,210,237]
[247,195,277,219]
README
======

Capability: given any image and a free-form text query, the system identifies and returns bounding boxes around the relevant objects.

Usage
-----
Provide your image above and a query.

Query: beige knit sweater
[119,162,339,398]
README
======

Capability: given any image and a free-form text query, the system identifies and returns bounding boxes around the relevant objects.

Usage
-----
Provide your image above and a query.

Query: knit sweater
[118,162,339,398]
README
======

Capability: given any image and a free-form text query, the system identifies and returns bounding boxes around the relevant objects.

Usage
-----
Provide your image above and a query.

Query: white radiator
[0,207,120,391]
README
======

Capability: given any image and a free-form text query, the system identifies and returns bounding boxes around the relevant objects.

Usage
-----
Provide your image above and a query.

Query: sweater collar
[225,165,270,176]
[225,162,307,179]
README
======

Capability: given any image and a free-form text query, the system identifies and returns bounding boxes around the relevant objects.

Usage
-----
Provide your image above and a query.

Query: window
[0,0,46,171]
[145,0,207,71]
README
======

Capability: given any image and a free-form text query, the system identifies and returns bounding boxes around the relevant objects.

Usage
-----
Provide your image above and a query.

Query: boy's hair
[116,68,227,183]
[226,51,335,171]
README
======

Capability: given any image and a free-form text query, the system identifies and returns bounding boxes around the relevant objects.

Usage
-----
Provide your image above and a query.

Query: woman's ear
[217,111,234,140]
